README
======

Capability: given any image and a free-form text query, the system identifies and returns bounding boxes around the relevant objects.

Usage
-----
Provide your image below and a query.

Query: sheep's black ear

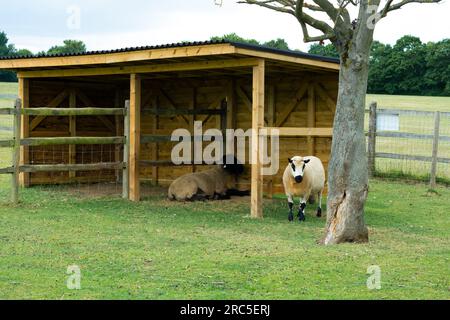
[288,158,293,163]
[304,159,311,164]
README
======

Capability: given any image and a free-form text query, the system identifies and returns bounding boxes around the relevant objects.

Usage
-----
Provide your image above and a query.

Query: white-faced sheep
[282,156,325,222]
[168,156,249,201]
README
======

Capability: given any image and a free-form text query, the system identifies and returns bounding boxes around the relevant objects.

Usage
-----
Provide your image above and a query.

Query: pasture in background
[366,95,450,185]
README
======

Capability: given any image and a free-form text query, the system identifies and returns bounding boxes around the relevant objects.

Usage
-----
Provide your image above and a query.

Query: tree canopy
[211,33,290,50]
[47,40,87,56]
[309,36,450,97]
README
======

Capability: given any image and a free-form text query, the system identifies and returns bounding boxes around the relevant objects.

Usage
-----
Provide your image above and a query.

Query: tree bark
[322,2,377,245]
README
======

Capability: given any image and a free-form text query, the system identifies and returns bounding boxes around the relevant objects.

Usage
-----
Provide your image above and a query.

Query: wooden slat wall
[28,80,123,185]
[27,72,338,194]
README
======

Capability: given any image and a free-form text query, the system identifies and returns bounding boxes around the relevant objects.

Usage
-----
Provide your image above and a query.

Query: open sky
[1,0,449,53]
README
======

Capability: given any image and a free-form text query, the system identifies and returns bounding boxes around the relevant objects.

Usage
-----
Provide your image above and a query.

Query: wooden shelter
[0,40,339,217]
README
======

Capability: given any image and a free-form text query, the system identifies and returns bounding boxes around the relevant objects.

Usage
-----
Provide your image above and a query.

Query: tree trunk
[323,49,371,245]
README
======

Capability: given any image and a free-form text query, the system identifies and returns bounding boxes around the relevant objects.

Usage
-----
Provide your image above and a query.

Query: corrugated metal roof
[0,40,340,64]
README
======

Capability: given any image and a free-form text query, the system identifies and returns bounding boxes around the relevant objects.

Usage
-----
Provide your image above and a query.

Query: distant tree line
[0,31,86,82]
[1,30,448,96]
[215,33,449,97]
[309,35,450,97]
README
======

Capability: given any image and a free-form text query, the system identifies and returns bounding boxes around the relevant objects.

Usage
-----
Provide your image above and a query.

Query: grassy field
[0,180,449,300]
[365,94,450,183]
[0,83,448,299]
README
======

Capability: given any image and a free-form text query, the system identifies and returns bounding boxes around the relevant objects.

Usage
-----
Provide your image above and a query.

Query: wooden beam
[123,101,130,199]
[262,127,333,137]
[18,78,30,187]
[267,85,275,199]
[17,58,259,78]
[129,74,141,201]
[69,89,77,179]
[30,89,69,131]
[12,99,22,203]
[152,95,160,184]
[2,43,236,69]
[21,136,125,146]
[20,162,125,173]
[274,83,308,127]
[307,84,316,155]
[236,85,252,112]
[156,88,190,125]
[75,89,116,132]
[314,83,336,112]
[234,47,340,71]
[23,108,125,116]
[226,79,236,130]
[251,59,265,219]
[114,90,122,182]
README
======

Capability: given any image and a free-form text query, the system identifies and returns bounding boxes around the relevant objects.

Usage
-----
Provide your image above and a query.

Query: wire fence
[0,100,128,205]
[366,104,450,186]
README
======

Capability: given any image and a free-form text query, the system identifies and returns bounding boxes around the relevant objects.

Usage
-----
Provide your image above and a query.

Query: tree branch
[379,0,442,17]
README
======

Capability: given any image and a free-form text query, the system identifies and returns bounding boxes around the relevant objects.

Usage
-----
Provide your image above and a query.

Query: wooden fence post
[12,99,22,204]
[123,100,130,199]
[430,111,440,189]
[368,102,377,178]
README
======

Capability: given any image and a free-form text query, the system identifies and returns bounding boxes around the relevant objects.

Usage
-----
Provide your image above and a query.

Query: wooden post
[69,89,77,180]
[12,99,22,204]
[152,94,159,184]
[123,100,130,199]
[18,78,30,187]
[190,88,196,175]
[267,85,275,199]
[368,102,377,178]
[251,59,265,218]
[114,90,122,182]
[430,111,440,189]
[129,74,141,201]
[307,84,316,156]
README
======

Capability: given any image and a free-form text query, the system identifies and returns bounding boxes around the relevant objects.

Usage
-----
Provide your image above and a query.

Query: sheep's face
[288,157,311,184]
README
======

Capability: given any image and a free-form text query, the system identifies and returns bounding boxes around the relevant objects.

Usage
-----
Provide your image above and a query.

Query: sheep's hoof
[316,208,322,218]
[298,211,306,222]
[288,213,294,222]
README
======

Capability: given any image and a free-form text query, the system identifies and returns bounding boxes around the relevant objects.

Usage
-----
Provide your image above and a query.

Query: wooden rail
[20,136,125,146]
[22,107,125,116]
[142,108,225,116]
[367,104,449,187]
[0,98,130,203]
[19,162,125,173]
[0,107,125,116]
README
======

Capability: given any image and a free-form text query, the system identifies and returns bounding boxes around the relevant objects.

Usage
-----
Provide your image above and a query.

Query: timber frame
[0,40,339,217]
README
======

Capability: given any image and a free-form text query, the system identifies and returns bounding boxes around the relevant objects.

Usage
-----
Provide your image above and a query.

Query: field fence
[0,99,129,204]
[366,103,450,186]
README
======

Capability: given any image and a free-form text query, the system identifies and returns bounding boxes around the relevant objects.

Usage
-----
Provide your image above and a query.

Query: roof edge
[0,39,340,65]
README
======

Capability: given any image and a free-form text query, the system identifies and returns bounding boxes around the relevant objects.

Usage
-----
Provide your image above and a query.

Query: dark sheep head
[222,155,245,176]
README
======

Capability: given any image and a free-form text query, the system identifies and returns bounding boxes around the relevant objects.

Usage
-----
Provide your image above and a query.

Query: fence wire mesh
[366,108,450,184]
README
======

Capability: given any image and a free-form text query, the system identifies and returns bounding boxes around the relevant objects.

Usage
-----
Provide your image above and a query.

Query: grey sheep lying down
[168,156,250,201]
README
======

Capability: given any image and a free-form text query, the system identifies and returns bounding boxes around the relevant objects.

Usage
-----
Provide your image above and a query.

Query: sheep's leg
[298,192,310,222]
[317,191,323,218]
[287,195,294,222]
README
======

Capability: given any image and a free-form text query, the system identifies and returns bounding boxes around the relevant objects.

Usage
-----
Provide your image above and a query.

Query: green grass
[0,84,448,299]
[367,94,450,112]
[0,180,448,300]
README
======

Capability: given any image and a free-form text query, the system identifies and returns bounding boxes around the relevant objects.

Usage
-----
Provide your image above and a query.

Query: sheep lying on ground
[168,156,249,201]
[283,156,325,222]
